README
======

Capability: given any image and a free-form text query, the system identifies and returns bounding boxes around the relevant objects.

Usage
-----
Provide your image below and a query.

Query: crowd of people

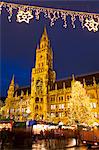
[0,124,77,149]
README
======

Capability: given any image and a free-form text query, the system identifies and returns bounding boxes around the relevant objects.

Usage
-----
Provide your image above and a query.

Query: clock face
[36,79,42,87]
[36,79,43,94]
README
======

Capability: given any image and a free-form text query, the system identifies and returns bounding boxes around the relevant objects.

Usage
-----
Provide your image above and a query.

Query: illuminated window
[22,108,25,112]
[58,112,64,117]
[59,104,64,109]
[51,112,55,117]
[94,112,97,118]
[40,98,43,102]
[10,108,14,113]
[16,108,20,112]
[51,105,56,110]
[35,97,39,103]
[93,103,96,108]
[59,113,62,117]
[90,102,96,108]
[35,105,38,110]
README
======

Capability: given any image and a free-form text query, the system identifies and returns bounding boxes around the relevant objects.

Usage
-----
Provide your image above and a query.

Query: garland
[0,1,99,32]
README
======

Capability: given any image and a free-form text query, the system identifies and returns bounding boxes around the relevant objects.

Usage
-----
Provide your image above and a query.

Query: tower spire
[71,74,75,86]
[83,78,86,88]
[40,26,49,49]
[72,74,75,82]
[11,74,14,85]
[40,26,48,41]
[7,75,15,98]
[93,76,96,87]
[43,25,47,36]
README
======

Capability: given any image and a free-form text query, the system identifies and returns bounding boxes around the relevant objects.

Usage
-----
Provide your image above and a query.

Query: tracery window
[59,104,64,109]
[35,97,39,103]
[51,104,56,110]
[35,105,38,110]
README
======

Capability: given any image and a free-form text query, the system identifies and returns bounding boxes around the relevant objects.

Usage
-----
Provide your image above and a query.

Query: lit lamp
[25,108,31,121]
[26,108,31,114]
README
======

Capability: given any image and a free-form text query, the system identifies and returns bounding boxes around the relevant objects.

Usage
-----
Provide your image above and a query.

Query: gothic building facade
[3,27,99,124]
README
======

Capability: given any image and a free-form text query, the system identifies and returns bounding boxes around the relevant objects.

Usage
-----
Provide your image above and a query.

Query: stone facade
[3,27,99,123]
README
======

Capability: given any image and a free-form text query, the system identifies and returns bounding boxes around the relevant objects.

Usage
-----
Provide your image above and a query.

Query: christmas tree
[68,80,95,126]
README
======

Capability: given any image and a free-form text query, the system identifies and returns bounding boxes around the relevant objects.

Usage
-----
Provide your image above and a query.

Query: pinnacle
[11,74,14,85]
[40,26,49,42]
[43,25,47,36]
[12,74,14,81]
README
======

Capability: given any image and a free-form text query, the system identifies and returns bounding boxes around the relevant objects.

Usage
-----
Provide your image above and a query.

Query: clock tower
[31,27,56,120]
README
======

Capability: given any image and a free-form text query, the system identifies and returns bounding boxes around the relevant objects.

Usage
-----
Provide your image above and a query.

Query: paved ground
[1,137,99,149]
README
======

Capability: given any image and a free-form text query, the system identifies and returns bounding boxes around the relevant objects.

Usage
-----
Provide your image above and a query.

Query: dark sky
[1,0,99,97]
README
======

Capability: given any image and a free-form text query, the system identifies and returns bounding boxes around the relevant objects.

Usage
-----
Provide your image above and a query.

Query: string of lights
[68,81,95,125]
[0,1,99,32]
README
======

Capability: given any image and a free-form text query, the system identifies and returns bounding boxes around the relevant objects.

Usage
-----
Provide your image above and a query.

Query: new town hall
[3,27,99,124]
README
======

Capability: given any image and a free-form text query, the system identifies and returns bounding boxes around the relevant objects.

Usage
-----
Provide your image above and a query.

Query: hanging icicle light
[17,10,33,23]
[84,18,99,32]
[0,2,99,32]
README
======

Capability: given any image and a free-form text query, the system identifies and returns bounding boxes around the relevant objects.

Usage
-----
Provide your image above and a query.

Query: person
[1,128,8,149]
[58,121,63,129]
[40,130,43,139]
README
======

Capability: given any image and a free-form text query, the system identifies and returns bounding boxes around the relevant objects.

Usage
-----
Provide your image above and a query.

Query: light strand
[0,2,99,32]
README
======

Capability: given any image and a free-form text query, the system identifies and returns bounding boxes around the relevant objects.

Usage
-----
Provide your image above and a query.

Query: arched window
[41,98,43,102]
[35,105,38,110]
[35,97,39,103]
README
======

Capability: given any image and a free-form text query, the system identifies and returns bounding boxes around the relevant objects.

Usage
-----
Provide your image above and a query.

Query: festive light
[26,108,31,114]
[17,10,33,23]
[67,81,95,125]
[84,18,99,32]
[0,2,99,32]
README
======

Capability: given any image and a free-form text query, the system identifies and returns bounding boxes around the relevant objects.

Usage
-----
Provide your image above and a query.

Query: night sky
[1,0,99,97]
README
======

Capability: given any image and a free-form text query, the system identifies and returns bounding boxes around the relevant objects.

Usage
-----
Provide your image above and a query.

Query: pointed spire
[26,90,28,97]
[15,84,19,90]
[72,74,75,82]
[11,74,14,85]
[21,90,24,97]
[93,77,96,87]
[83,78,86,88]
[71,74,75,86]
[43,25,47,36]
[15,92,17,98]
[41,26,48,41]
[12,74,14,80]
[63,82,65,89]
[7,75,15,98]
[40,26,49,49]
[55,83,57,90]
[9,75,14,89]
[37,44,39,49]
